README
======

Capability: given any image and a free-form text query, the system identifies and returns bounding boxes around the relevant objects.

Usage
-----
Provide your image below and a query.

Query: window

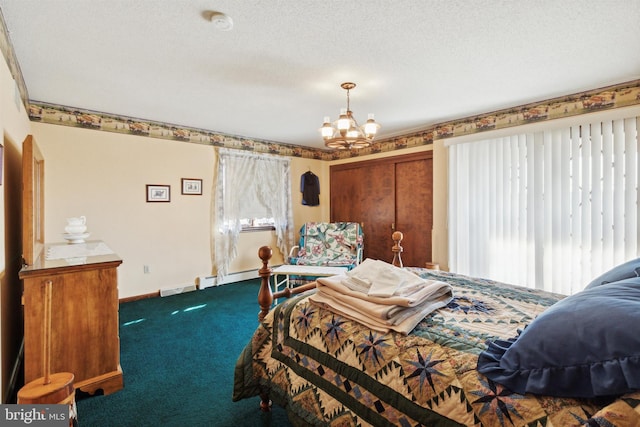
[448,115,639,294]
[212,148,294,279]
[240,217,275,231]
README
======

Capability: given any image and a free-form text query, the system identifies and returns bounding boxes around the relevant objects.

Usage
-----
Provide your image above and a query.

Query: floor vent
[160,284,197,297]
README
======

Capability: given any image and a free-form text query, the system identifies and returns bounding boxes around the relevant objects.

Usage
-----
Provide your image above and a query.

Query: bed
[233,233,640,426]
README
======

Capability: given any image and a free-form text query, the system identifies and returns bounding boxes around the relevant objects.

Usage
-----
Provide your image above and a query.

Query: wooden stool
[17,280,78,426]
[18,372,77,426]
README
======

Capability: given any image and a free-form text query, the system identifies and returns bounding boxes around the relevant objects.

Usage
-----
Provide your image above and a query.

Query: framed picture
[146,184,170,202]
[181,178,202,195]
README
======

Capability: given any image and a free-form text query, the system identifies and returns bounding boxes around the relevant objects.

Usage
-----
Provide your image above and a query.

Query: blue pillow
[477,277,640,398]
[585,257,640,289]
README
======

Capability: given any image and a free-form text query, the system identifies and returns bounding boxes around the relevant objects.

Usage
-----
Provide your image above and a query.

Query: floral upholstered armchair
[288,222,364,269]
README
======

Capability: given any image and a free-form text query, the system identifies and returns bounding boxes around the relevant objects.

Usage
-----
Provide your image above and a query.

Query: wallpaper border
[26,80,640,161]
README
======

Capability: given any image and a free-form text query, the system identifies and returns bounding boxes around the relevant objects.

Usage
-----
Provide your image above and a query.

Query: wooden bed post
[257,246,274,411]
[392,231,403,267]
[258,246,274,322]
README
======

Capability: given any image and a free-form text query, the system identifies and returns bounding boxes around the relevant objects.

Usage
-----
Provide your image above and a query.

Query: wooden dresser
[19,241,123,395]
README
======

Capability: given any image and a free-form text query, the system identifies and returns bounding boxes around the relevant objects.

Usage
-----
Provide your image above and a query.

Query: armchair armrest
[288,245,300,258]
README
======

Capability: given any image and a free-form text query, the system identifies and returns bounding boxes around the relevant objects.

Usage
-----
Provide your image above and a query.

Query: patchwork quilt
[233,269,640,426]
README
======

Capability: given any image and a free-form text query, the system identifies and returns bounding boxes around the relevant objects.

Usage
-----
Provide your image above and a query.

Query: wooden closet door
[330,151,433,266]
[395,155,433,267]
[330,162,395,262]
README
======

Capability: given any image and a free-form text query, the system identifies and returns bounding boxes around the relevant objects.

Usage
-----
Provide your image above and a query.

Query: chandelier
[320,82,380,150]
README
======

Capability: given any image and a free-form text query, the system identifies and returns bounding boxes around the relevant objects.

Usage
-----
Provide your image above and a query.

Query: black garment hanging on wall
[301,171,320,206]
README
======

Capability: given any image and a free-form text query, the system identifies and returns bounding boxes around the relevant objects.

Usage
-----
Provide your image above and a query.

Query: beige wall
[0,52,31,401]
[30,119,449,300]
[31,122,328,298]
[28,120,447,303]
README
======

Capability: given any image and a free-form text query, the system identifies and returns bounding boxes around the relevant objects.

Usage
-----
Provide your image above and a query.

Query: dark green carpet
[76,279,292,427]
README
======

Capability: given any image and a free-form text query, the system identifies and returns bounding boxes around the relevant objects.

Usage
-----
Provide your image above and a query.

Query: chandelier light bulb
[364,113,380,138]
[337,109,350,130]
[320,117,334,139]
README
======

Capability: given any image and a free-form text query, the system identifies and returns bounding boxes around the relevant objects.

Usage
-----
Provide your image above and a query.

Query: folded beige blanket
[317,274,452,307]
[310,286,452,334]
[309,271,453,334]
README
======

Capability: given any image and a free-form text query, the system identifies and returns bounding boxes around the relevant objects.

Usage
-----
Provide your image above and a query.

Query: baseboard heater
[197,268,260,290]
[160,283,197,297]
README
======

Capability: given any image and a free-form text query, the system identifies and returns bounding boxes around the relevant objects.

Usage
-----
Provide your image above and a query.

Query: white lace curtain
[448,114,639,295]
[212,148,294,279]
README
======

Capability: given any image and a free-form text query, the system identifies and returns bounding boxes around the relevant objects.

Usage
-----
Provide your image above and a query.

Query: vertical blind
[448,115,639,294]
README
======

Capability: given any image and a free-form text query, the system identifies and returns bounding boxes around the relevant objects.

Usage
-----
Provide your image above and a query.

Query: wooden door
[22,135,45,266]
[330,151,433,266]
[331,162,395,262]
[395,155,433,267]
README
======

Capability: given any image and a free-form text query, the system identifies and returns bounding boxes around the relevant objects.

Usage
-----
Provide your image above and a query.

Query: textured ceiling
[1,0,639,149]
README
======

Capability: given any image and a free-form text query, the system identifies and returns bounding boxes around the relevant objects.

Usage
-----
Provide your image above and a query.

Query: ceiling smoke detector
[205,11,234,31]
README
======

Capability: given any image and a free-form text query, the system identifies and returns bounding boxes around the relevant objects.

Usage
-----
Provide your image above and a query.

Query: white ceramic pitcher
[65,216,87,234]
